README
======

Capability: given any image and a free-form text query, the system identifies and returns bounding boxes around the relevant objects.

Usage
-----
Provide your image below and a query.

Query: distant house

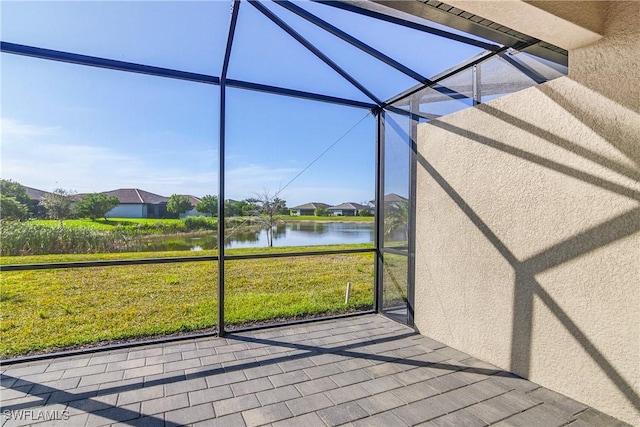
[289,202,330,216]
[25,186,52,202]
[328,202,372,217]
[369,193,408,207]
[101,189,170,219]
[179,195,203,218]
[25,186,206,219]
[25,186,52,217]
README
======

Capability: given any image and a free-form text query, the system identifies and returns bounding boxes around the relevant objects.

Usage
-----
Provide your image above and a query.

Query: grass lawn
[29,215,373,231]
[0,245,374,357]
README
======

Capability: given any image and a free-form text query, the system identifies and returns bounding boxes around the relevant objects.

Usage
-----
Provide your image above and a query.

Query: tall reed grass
[0,221,139,256]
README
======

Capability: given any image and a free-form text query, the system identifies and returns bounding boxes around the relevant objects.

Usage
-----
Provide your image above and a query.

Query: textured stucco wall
[413,2,639,424]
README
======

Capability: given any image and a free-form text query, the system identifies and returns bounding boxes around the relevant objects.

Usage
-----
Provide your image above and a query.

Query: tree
[224,200,239,217]
[196,195,218,217]
[167,194,193,216]
[41,188,74,220]
[224,199,257,217]
[0,179,31,206]
[314,206,331,217]
[246,191,287,247]
[238,200,258,216]
[0,179,33,218]
[0,195,29,220]
[75,193,119,220]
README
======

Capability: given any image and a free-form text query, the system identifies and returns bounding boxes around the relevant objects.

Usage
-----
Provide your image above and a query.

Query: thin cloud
[1,117,61,139]
[225,164,299,200]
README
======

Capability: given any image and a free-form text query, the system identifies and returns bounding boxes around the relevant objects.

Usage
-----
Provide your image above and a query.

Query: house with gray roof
[24,186,52,217]
[369,193,408,206]
[100,188,170,219]
[289,202,330,216]
[328,202,372,217]
[25,186,52,202]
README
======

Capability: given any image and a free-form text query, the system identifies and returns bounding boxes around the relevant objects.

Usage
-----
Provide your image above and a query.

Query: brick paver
[0,315,630,426]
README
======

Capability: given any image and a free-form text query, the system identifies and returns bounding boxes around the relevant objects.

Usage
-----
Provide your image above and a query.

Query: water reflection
[141,221,376,251]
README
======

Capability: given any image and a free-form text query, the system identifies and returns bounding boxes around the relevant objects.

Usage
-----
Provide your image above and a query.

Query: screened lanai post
[472,64,481,106]
[218,0,240,338]
[375,110,385,314]
[407,95,419,328]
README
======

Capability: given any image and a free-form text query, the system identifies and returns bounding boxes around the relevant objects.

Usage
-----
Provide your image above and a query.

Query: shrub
[183,216,217,231]
[131,221,186,234]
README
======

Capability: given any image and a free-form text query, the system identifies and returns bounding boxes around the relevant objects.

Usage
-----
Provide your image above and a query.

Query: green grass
[30,218,188,230]
[0,243,372,265]
[0,245,374,357]
[382,253,409,307]
[29,216,373,230]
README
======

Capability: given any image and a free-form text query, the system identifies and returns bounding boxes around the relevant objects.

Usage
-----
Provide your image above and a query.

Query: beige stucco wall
[413,1,639,424]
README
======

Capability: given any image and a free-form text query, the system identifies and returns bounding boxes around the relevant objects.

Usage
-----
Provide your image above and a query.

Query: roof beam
[1,42,374,110]
[248,0,384,106]
[0,42,220,85]
[274,0,431,85]
[221,1,241,81]
[315,0,500,51]
[498,51,547,84]
[225,79,377,110]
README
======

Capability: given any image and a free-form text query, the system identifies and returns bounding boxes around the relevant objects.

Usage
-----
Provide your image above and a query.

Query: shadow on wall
[415,148,640,414]
[408,85,640,414]
[535,84,640,168]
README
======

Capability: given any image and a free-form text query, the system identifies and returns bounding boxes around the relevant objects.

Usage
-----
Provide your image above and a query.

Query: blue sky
[1,0,485,207]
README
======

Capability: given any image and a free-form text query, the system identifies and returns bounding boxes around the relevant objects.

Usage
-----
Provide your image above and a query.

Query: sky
[0,0,486,207]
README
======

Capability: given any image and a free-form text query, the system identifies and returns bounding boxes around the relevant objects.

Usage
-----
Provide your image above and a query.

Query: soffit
[370,0,601,53]
[361,0,587,66]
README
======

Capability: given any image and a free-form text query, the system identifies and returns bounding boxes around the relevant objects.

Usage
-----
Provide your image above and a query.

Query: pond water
[141,221,376,252]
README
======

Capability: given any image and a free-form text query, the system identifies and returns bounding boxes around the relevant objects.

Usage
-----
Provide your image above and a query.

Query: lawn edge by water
[0,243,374,265]
[29,215,373,229]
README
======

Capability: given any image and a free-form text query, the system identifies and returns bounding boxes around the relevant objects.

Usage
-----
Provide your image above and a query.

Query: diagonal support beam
[225,79,377,110]
[314,0,500,51]
[248,0,384,107]
[221,1,241,82]
[386,39,537,107]
[499,51,547,85]
[274,0,431,85]
[0,42,220,85]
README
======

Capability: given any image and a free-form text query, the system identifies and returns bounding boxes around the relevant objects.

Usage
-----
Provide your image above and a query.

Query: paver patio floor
[0,314,629,427]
